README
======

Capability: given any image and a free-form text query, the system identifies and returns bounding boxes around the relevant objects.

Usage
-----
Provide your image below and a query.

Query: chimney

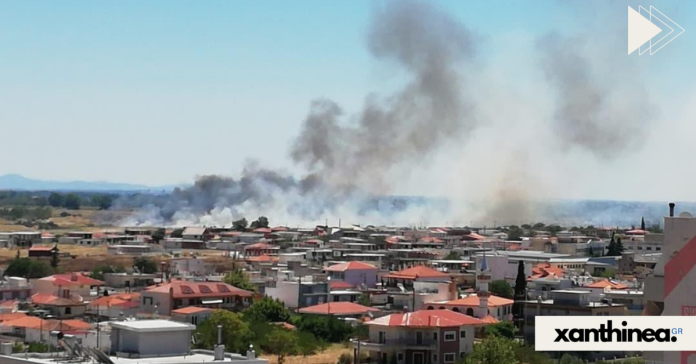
[214,325,224,361]
[71,272,78,282]
[246,344,256,359]
[669,203,675,217]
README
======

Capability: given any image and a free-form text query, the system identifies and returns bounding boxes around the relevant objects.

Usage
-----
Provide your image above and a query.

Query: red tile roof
[324,261,377,272]
[367,309,483,328]
[89,293,140,308]
[299,302,379,316]
[329,281,355,290]
[418,237,444,244]
[480,315,500,324]
[40,273,104,287]
[252,228,273,234]
[171,306,214,315]
[586,280,628,290]
[145,280,253,299]
[437,295,514,308]
[530,263,564,279]
[31,293,85,307]
[245,255,279,263]
[0,312,27,323]
[384,266,449,280]
[463,233,486,241]
[245,242,277,250]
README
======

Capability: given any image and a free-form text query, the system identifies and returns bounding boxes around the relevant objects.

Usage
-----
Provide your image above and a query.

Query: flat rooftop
[110,319,194,332]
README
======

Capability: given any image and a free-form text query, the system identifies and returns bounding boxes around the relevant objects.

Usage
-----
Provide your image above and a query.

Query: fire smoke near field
[120,1,656,228]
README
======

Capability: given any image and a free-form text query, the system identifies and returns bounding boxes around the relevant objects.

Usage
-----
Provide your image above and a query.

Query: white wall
[265,281,299,309]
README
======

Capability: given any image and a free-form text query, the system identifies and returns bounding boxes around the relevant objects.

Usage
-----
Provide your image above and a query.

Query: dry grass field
[262,344,353,364]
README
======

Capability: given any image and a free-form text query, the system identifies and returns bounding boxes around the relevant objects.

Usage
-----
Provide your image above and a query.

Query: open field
[261,344,352,364]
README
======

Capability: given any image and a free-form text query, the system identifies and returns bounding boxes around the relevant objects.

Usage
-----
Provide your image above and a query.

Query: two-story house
[324,261,378,288]
[140,280,253,315]
[359,309,483,364]
[31,273,104,301]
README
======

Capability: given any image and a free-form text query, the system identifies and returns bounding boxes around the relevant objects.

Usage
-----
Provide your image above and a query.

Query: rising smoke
[121,1,657,228]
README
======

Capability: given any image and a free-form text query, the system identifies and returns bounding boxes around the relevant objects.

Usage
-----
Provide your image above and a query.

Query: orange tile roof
[439,294,514,308]
[299,302,379,316]
[252,228,273,234]
[324,261,377,272]
[463,233,486,241]
[0,312,27,322]
[31,293,84,307]
[480,315,500,324]
[88,293,140,308]
[530,263,564,279]
[171,306,214,315]
[586,280,628,290]
[245,242,277,249]
[2,316,47,329]
[329,281,355,290]
[145,280,253,299]
[384,266,449,280]
[245,254,279,263]
[418,237,444,244]
[367,309,483,327]
[274,322,296,330]
[40,273,104,287]
[28,245,56,252]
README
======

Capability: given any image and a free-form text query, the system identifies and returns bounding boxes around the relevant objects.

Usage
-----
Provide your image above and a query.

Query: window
[143,297,153,305]
[378,331,386,344]
[65,307,72,315]
[460,330,466,338]
[433,332,438,340]
[460,352,466,359]
[398,353,403,362]
[433,353,438,363]
[444,331,456,341]
[444,353,456,363]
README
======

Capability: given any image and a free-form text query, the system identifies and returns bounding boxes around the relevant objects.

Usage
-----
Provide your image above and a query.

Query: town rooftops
[433,294,514,308]
[384,265,449,280]
[182,227,208,236]
[144,280,253,298]
[39,273,104,287]
[586,280,628,290]
[110,319,195,333]
[324,261,377,272]
[367,309,484,328]
[171,306,214,315]
[245,242,279,249]
[299,302,379,316]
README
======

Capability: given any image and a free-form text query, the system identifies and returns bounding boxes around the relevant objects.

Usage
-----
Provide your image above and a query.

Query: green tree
[250,216,269,229]
[296,331,326,360]
[134,257,159,274]
[464,336,517,364]
[506,225,524,241]
[598,268,617,279]
[294,315,353,343]
[232,218,248,231]
[92,194,113,210]
[4,258,52,278]
[259,327,298,364]
[171,228,184,238]
[444,251,461,260]
[560,353,586,364]
[48,193,64,208]
[224,269,256,292]
[195,310,252,353]
[514,260,526,300]
[358,293,371,307]
[243,296,291,323]
[532,222,545,230]
[63,193,81,210]
[606,233,625,256]
[489,280,514,299]
[514,345,553,364]
[90,265,126,281]
[484,321,516,339]
[50,247,59,269]
[151,228,166,244]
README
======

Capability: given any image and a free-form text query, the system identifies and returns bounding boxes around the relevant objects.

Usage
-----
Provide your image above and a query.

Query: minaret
[476,253,491,319]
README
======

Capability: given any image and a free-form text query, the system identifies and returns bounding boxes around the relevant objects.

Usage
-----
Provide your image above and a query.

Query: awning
[201,299,223,305]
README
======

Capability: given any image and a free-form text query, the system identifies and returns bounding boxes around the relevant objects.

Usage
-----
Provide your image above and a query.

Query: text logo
[628,6,685,55]
[535,316,696,351]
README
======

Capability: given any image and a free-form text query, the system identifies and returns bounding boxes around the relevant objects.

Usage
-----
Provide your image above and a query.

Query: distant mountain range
[0,174,175,192]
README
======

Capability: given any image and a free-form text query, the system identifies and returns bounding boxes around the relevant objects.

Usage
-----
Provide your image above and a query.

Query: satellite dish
[679,212,693,218]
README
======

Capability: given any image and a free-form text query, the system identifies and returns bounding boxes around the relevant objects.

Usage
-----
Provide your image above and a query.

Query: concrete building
[359,309,483,364]
[265,276,329,309]
[103,272,156,289]
[0,277,32,301]
[324,261,378,288]
[0,232,42,248]
[31,273,104,301]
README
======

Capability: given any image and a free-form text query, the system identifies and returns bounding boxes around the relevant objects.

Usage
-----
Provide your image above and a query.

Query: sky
[1,0,695,203]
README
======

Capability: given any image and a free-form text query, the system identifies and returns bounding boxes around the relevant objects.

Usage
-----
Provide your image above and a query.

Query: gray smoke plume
[538,34,653,158]
[120,0,479,226]
[291,0,477,193]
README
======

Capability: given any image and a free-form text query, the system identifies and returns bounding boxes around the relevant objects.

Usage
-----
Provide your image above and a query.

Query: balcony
[354,339,436,351]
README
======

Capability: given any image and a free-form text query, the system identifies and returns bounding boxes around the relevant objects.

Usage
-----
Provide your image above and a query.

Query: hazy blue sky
[1,1,695,201]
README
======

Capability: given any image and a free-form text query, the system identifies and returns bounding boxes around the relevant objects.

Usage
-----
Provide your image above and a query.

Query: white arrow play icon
[628,6,662,55]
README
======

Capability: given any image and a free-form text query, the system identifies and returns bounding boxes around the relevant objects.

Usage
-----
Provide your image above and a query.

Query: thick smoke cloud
[291,1,476,192]
[123,0,477,226]
[538,34,653,158]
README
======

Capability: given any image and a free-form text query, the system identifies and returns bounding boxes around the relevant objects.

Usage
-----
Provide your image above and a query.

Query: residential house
[27,245,57,258]
[162,238,207,251]
[359,309,483,364]
[265,276,329,309]
[170,257,216,277]
[244,242,280,257]
[171,306,214,326]
[140,280,253,316]
[426,295,513,321]
[0,277,32,301]
[384,266,451,289]
[32,273,104,301]
[103,272,156,289]
[107,244,152,255]
[30,293,87,319]
[0,232,41,248]
[182,227,210,241]
[299,301,379,319]
[87,293,141,319]
[324,261,378,288]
